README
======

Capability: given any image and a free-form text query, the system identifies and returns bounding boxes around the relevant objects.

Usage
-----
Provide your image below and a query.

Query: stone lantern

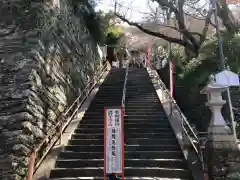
[201,80,237,149]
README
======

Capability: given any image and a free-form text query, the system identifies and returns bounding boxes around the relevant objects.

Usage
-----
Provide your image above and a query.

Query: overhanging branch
[200,10,214,44]
[154,0,200,51]
[115,13,194,50]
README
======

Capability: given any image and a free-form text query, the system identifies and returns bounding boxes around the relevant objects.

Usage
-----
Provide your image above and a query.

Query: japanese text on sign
[105,108,123,174]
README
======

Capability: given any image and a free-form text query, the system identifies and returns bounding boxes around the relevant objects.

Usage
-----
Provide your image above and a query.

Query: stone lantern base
[208,125,238,149]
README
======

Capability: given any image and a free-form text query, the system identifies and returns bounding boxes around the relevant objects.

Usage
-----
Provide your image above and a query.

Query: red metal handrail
[24,62,110,180]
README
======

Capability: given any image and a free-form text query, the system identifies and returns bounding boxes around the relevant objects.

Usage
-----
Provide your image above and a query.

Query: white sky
[95,0,207,22]
[95,0,158,21]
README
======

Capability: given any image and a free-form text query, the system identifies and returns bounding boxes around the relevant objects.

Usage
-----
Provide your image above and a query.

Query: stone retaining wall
[0,0,101,179]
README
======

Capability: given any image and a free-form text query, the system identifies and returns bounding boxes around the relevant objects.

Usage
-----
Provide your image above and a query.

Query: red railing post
[26,150,36,180]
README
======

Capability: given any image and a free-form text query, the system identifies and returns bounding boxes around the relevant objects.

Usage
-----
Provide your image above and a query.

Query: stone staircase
[49,68,193,179]
[49,68,126,179]
[124,68,192,179]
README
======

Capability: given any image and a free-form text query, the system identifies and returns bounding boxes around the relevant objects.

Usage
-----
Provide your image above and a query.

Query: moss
[15,165,27,177]
[70,71,85,88]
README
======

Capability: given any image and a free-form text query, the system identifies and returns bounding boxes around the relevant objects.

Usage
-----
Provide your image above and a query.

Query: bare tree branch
[113,0,236,58]
[217,1,239,33]
[200,9,214,43]
[115,13,195,51]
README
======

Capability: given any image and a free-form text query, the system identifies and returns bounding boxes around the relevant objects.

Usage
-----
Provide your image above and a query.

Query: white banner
[105,108,123,174]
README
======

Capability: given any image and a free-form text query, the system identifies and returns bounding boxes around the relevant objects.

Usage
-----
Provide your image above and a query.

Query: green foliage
[78,6,123,46]
[106,28,123,45]
[84,13,104,43]
[72,0,123,46]
[98,11,124,46]
[168,31,240,132]
[70,71,85,87]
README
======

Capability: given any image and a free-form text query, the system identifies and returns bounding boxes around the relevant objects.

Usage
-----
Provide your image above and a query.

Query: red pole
[104,108,107,180]
[26,151,36,180]
[169,60,174,97]
[147,44,151,67]
[121,106,125,180]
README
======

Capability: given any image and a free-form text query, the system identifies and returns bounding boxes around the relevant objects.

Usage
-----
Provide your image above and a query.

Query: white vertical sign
[104,108,123,174]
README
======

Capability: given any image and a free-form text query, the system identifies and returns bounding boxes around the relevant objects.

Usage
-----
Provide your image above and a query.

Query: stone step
[87,105,122,109]
[68,138,177,146]
[97,88,124,90]
[59,151,183,159]
[86,108,166,112]
[78,122,170,127]
[125,88,156,91]
[71,132,176,139]
[80,119,169,124]
[125,101,160,103]
[74,127,172,134]
[65,144,180,152]
[94,95,123,98]
[123,115,167,119]
[50,177,189,180]
[125,103,160,106]
[90,100,123,103]
[126,98,158,100]
[91,95,123,99]
[126,89,156,92]
[124,112,165,116]
[126,91,156,94]
[87,100,122,104]
[125,105,163,108]
[126,82,153,84]
[78,122,170,128]
[125,93,157,96]
[82,114,169,119]
[125,108,165,111]
[50,167,190,178]
[126,94,157,96]
[90,97,122,100]
[124,117,168,121]
[88,104,122,107]
[126,86,154,88]
[82,114,163,119]
[87,103,122,107]
[86,108,165,113]
[125,110,164,113]
[125,93,156,96]
[55,158,187,169]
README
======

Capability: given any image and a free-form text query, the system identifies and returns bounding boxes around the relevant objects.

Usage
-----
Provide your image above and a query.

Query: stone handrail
[25,62,111,180]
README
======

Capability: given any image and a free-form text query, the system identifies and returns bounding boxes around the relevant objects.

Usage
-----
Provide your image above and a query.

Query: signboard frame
[104,106,125,180]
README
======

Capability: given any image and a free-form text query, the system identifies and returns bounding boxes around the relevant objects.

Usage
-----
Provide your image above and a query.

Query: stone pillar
[200,82,237,149]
